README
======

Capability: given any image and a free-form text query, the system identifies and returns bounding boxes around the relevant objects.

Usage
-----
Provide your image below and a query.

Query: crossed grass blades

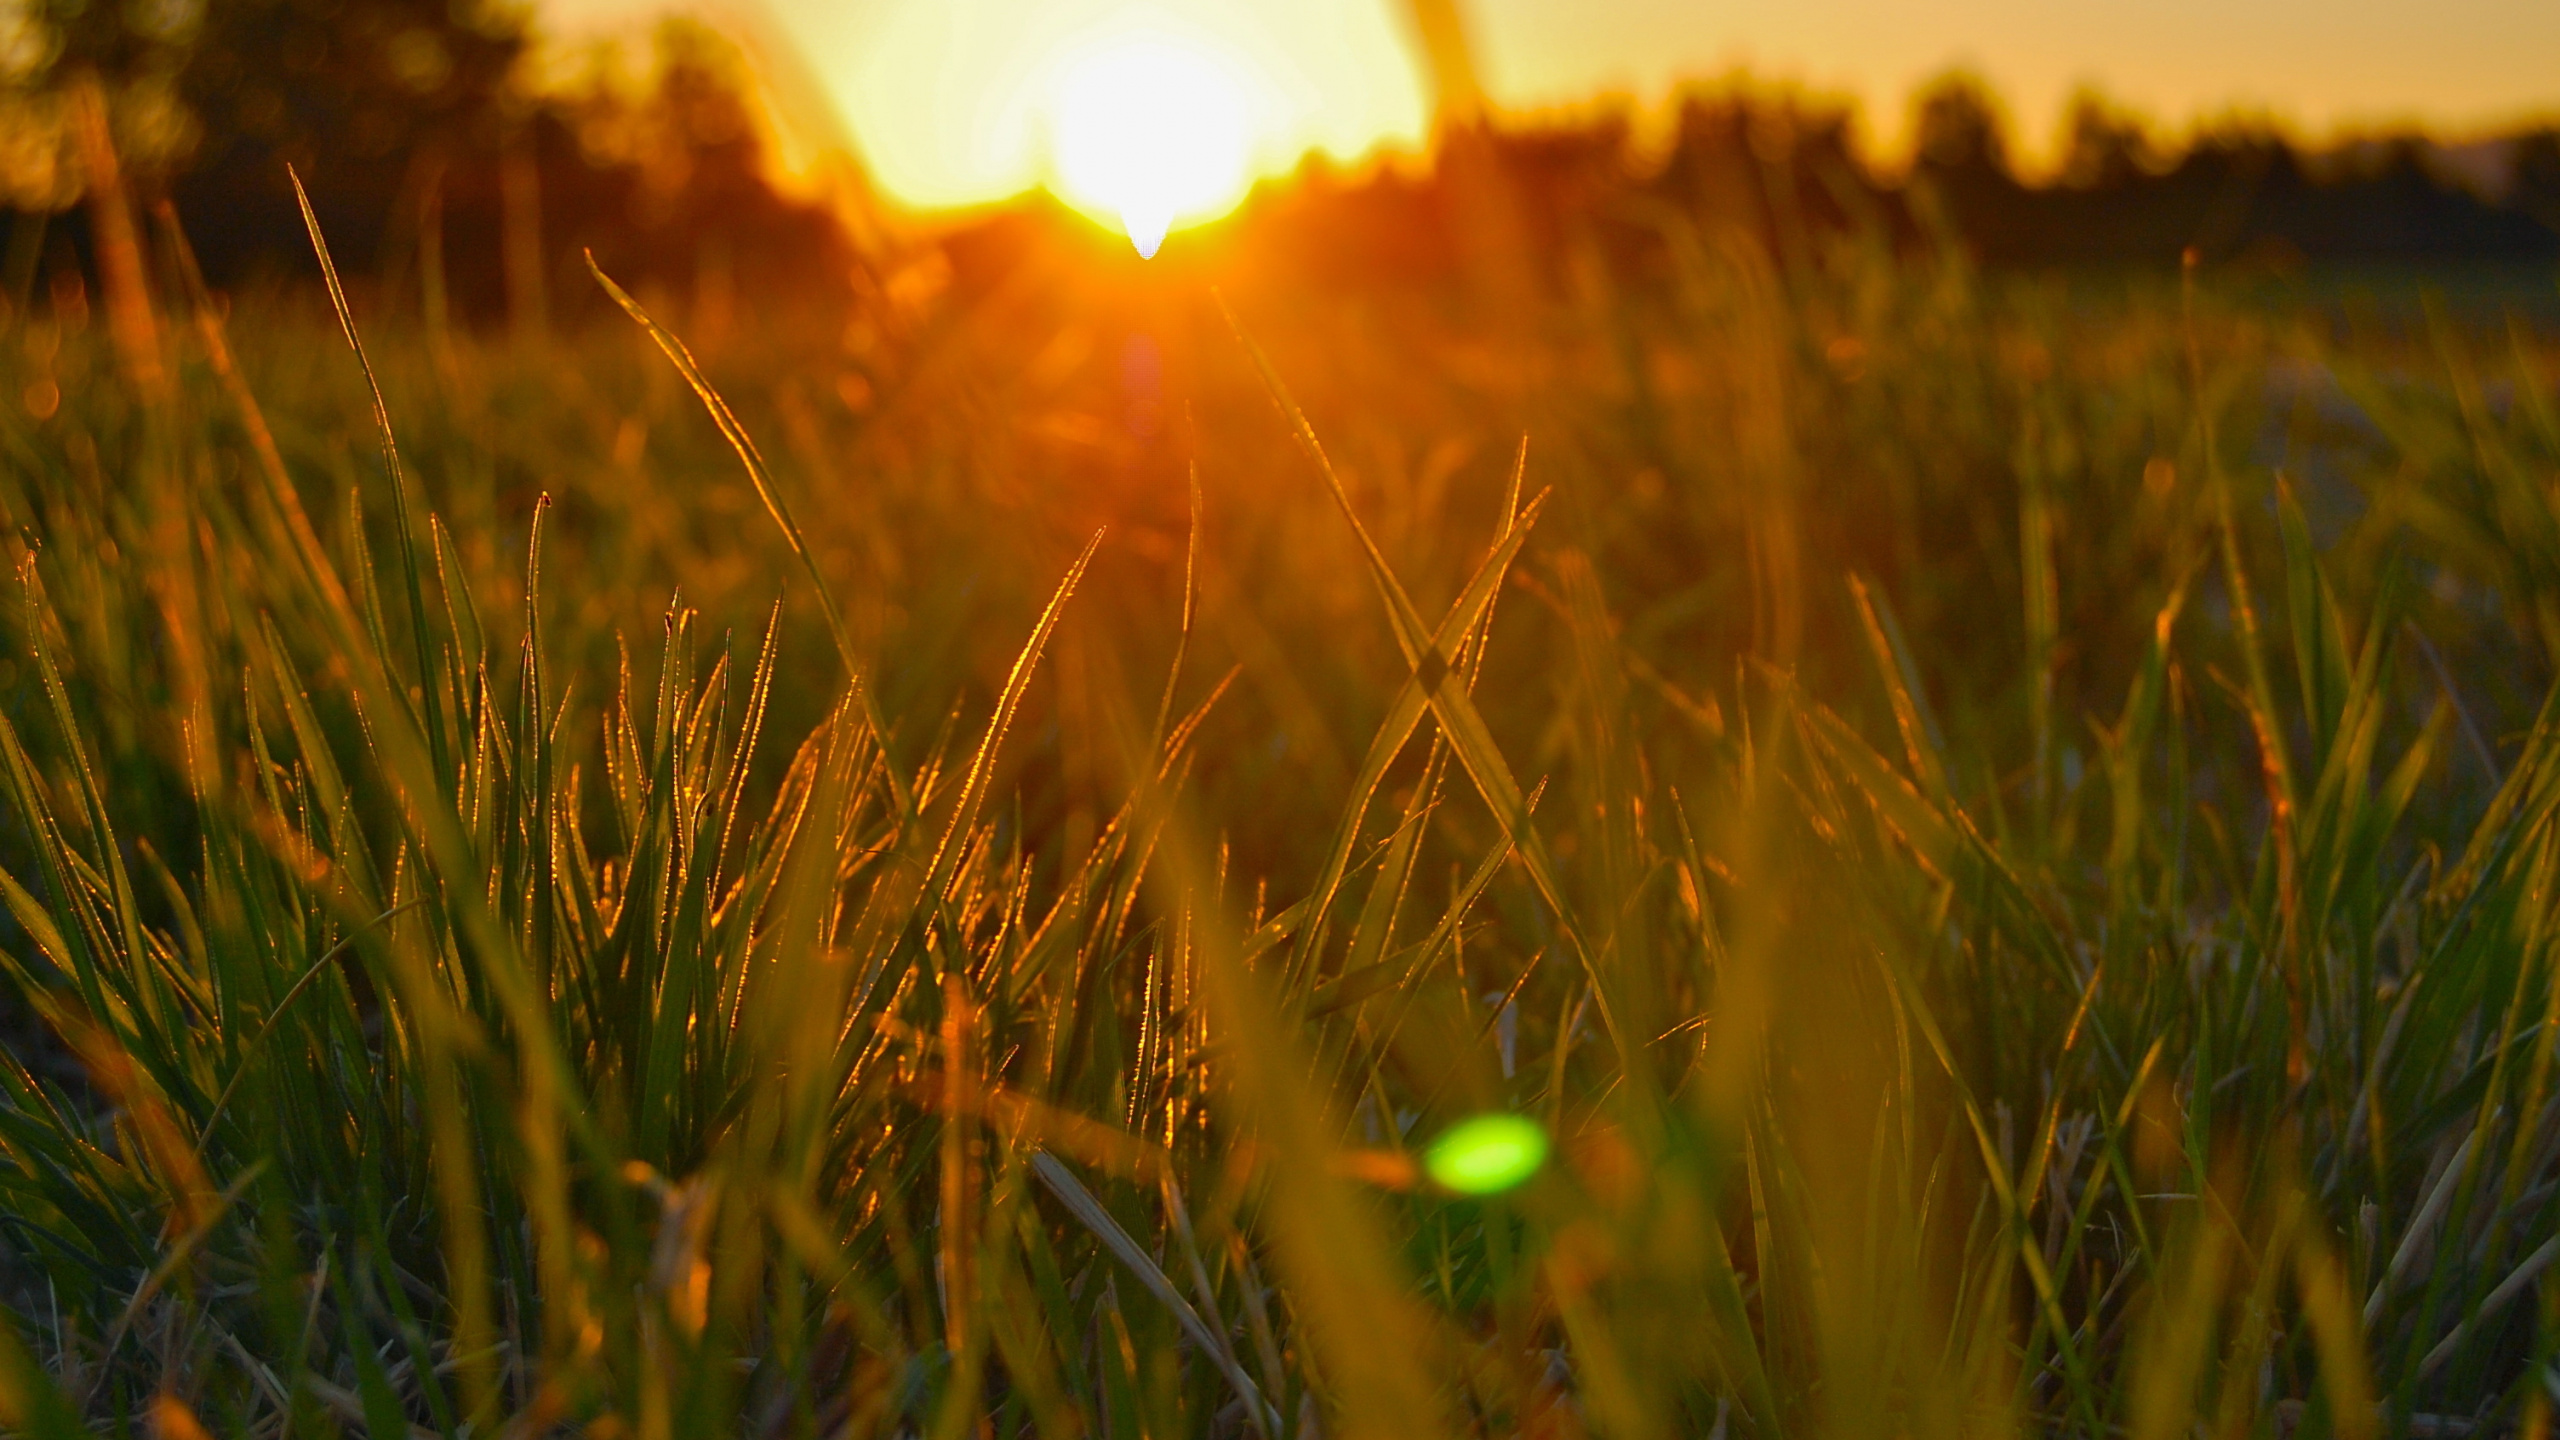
[0,182,2557,1439]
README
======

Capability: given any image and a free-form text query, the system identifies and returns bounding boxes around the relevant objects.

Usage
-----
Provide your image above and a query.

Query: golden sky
[552,0,2560,212]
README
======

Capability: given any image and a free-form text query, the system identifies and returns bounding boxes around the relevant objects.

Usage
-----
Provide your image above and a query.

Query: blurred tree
[7,0,524,186]
[1907,71,2026,259]
[2516,129,2560,233]
[538,21,844,324]
[0,0,870,329]
[1911,73,2012,184]
[1387,0,1536,314]
[2057,91,2158,191]
[0,0,530,294]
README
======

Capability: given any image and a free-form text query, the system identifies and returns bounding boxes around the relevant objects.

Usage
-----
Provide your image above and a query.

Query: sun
[1046,32,1254,258]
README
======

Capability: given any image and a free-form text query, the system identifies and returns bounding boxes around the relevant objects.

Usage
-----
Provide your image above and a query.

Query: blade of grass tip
[2104,572,2192,907]
[290,167,449,782]
[1219,302,1628,1067]
[921,531,1104,909]
[711,596,787,900]
[1149,461,1202,751]
[1031,1152,1279,1436]
[1847,573,1951,800]
[2186,261,2292,816]
[0,680,110,1021]
[1499,435,1526,536]
[1459,437,1528,694]
[2276,477,2352,772]
[1289,487,1549,987]
[429,514,484,681]
[1216,294,1429,654]
[18,562,167,1045]
[584,252,912,818]
[520,494,559,981]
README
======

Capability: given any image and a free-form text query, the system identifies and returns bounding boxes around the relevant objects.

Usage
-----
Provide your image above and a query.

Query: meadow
[0,191,2557,1440]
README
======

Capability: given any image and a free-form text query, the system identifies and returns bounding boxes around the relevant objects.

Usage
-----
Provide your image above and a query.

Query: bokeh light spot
[1424,1114,1549,1195]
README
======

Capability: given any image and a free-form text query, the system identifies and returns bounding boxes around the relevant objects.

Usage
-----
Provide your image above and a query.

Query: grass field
[0,202,2558,1440]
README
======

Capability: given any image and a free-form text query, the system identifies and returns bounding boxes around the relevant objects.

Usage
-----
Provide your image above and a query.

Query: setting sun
[1045,31,1255,256]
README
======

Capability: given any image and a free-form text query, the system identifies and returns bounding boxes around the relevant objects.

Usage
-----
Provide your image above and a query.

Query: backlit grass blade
[921,530,1104,911]
[1785,677,2092,1007]
[1222,305,1629,1064]
[291,167,449,784]
[585,253,913,818]
[1848,573,1951,804]
[2277,477,2354,775]
[1286,485,1548,985]
[1031,1152,1279,1434]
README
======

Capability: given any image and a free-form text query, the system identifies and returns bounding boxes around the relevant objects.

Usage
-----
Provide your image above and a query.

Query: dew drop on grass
[1424,1113,1549,1195]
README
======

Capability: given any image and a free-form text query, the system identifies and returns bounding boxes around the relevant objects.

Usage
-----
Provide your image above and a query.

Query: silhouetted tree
[2057,92,2157,191]
[1,0,867,328]
[0,0,530,289]
[2517,130,2560,233]
[1908,72,2027,258]
[1912,75,2010,179]
[536,21,861,329]
[1653,89,1875,261]
[14,0,524,184]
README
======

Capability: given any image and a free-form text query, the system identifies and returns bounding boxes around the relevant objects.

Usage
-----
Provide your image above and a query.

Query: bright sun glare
[1047,32,1253,258]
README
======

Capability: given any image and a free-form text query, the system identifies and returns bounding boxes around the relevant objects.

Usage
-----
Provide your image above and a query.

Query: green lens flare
[1424,1114,1549,1195]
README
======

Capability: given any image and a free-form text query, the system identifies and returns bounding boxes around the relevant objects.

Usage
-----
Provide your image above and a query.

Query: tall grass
[0,197,2556,1440]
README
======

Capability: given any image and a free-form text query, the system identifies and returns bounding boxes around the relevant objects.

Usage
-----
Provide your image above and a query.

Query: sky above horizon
[543,0,2560,213]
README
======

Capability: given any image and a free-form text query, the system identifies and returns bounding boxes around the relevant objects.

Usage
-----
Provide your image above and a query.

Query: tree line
[4,0,2554,334]
[1231,77,2560,297]
[0,0,870,329]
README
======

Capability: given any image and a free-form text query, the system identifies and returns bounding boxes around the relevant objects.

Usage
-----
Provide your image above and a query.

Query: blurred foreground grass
[0,211,2558,1439]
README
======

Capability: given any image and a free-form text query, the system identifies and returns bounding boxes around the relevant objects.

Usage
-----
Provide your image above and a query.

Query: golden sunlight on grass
[12,0,2560,1426]
[1045,30,1254,257]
